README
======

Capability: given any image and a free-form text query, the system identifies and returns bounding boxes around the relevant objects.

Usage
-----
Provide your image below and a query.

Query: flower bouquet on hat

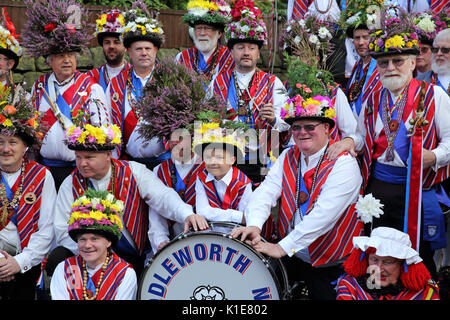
[0,8,22,70]
[120,0,165,49]
[339,0,384,38]
[182,0,232,29]
[0,83,44,147]
[280,13,335,70]
[21,0,92,58]
[225,0,268,49]
[68,188,124,244]
[95,9,126,45]
[368,6,420,58]
[136,56,227,142]
[413,11,448,46]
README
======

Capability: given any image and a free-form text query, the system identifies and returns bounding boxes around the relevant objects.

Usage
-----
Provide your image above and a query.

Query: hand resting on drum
[231,226,287,259]
[184,214,209,233]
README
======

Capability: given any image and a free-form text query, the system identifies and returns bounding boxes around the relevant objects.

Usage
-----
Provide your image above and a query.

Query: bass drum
[138,221,289,300]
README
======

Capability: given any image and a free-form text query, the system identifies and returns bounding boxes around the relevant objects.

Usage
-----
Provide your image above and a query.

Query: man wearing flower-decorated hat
[176,0,235,94]
[214,0,291,183]
[340,0,383,120]
[0,8,22,89]
[87,9,131,93]
[231,92,363,300]
[106,1,169,169]
[49,118,208,278]
[50,189,137,300]
[0,84,57,300]
[21,0,110,191]
[355,8,450,277]
[336,226,439,300]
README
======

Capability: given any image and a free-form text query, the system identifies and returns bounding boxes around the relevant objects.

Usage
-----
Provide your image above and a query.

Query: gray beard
[380,73,410,93]
[431,60,450,76]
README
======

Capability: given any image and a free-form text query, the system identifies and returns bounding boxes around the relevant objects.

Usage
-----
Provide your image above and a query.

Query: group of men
[0,0,449,300]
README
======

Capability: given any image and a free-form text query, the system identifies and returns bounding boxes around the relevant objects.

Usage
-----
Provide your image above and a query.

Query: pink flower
[280,108,288,119]
[303,86,312,94]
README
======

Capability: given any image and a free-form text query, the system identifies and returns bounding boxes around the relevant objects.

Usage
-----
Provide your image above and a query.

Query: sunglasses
[431,47,450,54]
[291,123,323,132]
[376,57,408,69]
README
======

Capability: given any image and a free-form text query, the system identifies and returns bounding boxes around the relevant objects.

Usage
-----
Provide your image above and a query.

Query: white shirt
[32,73,110,162]
[228,69,291,132]
[437,74,450,92]
[195,167,253,224]
[0,168,56,273]
[50,259,137,300]
[384,0,430,12]
[307,0,341,22]
[245,144,362,261]
[54,161,195,254]
[148,157,200,253]
[355,85,450,172]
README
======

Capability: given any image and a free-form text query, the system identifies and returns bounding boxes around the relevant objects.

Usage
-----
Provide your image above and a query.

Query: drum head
[138,229,282,300]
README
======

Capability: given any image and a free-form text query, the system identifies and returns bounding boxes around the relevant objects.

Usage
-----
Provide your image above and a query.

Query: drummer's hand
[253,242,286,259]
[157,241,170,251]
[230,226,261,244]
[184,214,209,233]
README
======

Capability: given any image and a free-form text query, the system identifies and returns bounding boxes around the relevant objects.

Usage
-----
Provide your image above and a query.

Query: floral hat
[0,83,44,147]
[21,0,92,58]
[368,6,420,58]
[120,1,164,49]
[280,13,335,70]
[225,0,267,49]
[282,57,338,127]
[343,227,433,291]
[68,188,124,244]
[339,0,384,38]
[413,11,448,46]
[192,120,247,162]
[182,0,232,30]
[0,8,22,70]
[94,9,126,46]
[137,56,226,142]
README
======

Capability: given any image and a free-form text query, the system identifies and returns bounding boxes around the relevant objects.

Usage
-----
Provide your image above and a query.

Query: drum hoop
[138,221,289,300]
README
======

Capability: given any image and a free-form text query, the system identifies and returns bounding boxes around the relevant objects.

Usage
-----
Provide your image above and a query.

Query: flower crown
[281,13,334,70]
[21,0,92,58]
[65,123,122,151]
[182,0,232,28]
[95,9,125,36]
[225,0,267,47]
[281,94,336,126]
[413,12,448,45]
[369,7,419,56]
[120,1,164,48]
[339,0,384,36]
[0,8,22,58]
[0,83,44,146]
[68,188,124,243]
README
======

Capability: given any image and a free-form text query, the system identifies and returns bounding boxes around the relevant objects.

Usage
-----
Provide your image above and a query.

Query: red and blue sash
[87,62,131,93]
[279,145,363,266]
[0,160,46,249]
[64,253,130,300]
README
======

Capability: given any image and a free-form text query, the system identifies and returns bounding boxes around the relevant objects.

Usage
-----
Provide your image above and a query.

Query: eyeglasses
[419,46,430,54]
[431,47,450,54]
[291,123,322,132]
[194,26,215,32]
[368,256,402,267]
[0,57,11,62]
[376,57,408,69]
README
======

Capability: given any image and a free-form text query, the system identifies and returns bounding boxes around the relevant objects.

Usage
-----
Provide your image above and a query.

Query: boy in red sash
[177,0,234,94]
[21,0,109,191]
[87,9,130,93]
[231,90,363,300]
[355,8,450,278]
[0,84,57,300]
[50,189,137,300]
[336,227,439,300]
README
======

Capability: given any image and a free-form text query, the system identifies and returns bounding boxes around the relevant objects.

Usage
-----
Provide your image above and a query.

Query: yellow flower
[187,0,219,11]
[385,35,405,49]
[369,43,374,50]
[406,41,413,48]
[304,98,320,107]
[324,108,336,119]
[3,119,12,127]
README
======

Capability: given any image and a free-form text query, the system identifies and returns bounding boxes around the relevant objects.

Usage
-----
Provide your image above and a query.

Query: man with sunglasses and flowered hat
[231,89,363,300]
[50,189,137,300]
[355,7,450,279]
[106,1,169,169]
[0,8,22,90]
[21,0,110,191]
[177,0,235,94]
[87,9,131,94]
[0,84,57,300]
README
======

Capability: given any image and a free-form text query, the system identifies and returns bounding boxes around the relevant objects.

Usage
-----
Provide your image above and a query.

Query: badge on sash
[24,192,37,205]
[112,92,119,103]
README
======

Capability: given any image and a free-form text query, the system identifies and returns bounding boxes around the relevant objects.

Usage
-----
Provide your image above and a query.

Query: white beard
[431,59,450,76]
[193,33,220,54]
[380,72,410,93]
